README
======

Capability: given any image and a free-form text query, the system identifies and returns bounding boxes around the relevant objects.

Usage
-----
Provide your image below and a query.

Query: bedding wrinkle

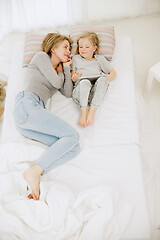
[0,37,151,239]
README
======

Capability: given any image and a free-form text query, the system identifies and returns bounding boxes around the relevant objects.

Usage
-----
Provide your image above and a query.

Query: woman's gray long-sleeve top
[24,51,73,105]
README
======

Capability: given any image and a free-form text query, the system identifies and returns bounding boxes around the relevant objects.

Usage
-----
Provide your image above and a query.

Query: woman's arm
[31,52,64,89]
[59,60,73,98]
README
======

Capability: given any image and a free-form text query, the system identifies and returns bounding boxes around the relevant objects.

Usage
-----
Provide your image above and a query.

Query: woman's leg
[18,127,80,171]
[18,127,58,146]
[18,107,80,171]
[23,110,79,200]
[87,76,109,125]
[72,79,91,127]
[14,93,80,199]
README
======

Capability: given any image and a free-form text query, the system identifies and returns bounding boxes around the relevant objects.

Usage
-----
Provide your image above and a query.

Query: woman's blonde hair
[76,32,100,55]
[42,32,73,56]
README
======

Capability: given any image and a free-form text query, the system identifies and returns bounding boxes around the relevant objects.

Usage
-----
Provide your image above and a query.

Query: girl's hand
[71,72,82,82]
[107,74,113,82]
[107,69,116,82]
[63,58,72,68]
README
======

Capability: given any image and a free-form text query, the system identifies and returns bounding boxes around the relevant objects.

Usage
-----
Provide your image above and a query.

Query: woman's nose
[67,48,70,54]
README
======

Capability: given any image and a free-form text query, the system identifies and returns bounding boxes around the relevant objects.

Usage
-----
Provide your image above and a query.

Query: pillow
[69,26,115,61]
[23,33,45,67]
[23,26,115,67]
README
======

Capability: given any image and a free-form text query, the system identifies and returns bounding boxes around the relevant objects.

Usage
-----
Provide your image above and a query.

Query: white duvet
[0,37,150,240]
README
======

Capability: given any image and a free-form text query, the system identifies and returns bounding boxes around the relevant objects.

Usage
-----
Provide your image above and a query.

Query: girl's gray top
[71,54,113,84]
[24,51,73,105]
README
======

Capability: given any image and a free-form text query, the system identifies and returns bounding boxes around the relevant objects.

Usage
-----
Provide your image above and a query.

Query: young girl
[13,33,80,200]
[71,32,116,128]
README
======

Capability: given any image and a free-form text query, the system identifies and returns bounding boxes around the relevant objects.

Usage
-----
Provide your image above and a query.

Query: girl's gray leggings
[72,76,109,108]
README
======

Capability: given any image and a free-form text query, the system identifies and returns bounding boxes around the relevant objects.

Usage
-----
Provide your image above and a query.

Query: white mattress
[0,37,151,240]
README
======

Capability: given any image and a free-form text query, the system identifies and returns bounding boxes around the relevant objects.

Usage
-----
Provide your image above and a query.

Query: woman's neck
[50,54,60,69]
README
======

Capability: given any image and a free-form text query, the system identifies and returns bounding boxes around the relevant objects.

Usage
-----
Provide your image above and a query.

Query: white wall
[0,0,160,35]
[88,0,160,21]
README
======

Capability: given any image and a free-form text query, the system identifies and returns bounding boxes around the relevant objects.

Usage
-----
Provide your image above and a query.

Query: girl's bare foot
[87,105,96,125]
[78,108,87,128]
[23,164,43,200]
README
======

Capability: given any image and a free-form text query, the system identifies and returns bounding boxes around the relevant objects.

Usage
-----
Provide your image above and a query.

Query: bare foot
[78,108,87,128]
[87,105,96,125]
[23,164,43,200]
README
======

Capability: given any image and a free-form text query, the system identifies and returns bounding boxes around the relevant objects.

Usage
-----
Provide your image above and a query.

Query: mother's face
[52,40,70,63]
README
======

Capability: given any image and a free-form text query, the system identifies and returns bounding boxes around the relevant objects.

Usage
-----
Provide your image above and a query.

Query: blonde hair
[76,32,99,55]
[42,33,73,56]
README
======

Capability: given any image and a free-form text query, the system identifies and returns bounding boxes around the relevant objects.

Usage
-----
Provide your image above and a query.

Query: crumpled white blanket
[0,142,132,240]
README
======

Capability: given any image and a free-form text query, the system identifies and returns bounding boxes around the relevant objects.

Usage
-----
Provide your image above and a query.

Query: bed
[0,33,151,239]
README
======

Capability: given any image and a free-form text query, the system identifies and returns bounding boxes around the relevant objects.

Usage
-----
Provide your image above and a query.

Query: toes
[28,193,33,199]
[33,192,39,200]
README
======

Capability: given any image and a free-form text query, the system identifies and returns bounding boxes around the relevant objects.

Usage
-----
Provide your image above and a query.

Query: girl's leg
[72,79,91,127]
[87,76,109,125]
[87,105,97,125]
[78,108,87,128]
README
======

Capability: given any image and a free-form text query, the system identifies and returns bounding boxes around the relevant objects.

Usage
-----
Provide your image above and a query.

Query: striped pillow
[23,26,115,66]
[69,26,115,61]
[23,33,45,67]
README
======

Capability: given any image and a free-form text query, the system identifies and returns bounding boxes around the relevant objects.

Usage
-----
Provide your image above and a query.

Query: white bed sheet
[0,37,151,239]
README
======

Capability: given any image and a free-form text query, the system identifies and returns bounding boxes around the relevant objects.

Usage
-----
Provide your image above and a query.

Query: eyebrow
[79,45,90,47]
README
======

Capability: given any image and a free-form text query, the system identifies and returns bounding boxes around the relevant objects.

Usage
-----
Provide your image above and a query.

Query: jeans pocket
[13,102,28,126]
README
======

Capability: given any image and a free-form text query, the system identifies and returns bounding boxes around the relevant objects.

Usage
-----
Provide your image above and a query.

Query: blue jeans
[13,91,80,174]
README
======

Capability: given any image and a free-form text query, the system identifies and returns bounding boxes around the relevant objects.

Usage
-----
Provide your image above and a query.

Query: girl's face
[78,37,97,60]
[52,40,70,63]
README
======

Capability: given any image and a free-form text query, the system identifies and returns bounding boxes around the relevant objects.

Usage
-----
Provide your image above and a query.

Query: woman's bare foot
[87,105,96,125]
[78,108,87,128]
[23,164,43,200]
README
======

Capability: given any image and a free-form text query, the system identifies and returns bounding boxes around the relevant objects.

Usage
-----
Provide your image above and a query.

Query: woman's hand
[71,71,82,82]
[63,58,72,68]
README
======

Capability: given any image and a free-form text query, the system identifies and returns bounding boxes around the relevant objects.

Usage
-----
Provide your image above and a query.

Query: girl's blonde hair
[42,33,73,56]
[76,32,100,55]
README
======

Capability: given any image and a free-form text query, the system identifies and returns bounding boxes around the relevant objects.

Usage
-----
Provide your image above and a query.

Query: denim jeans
[13,91,80,174]
[72,76,109,108]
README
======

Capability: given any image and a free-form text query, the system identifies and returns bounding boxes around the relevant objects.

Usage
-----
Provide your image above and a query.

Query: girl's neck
[81,55,95,61]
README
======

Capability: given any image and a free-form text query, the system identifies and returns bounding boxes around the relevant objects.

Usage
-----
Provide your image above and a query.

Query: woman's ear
[51,48,55,54]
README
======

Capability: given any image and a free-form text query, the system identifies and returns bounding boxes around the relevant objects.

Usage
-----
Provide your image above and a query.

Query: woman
[14,33,80,200]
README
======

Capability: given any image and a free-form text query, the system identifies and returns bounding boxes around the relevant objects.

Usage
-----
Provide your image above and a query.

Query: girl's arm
[70,55,82,82]
[71,70,82,82]
[97,55,116,81]
[107,69,116,82]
